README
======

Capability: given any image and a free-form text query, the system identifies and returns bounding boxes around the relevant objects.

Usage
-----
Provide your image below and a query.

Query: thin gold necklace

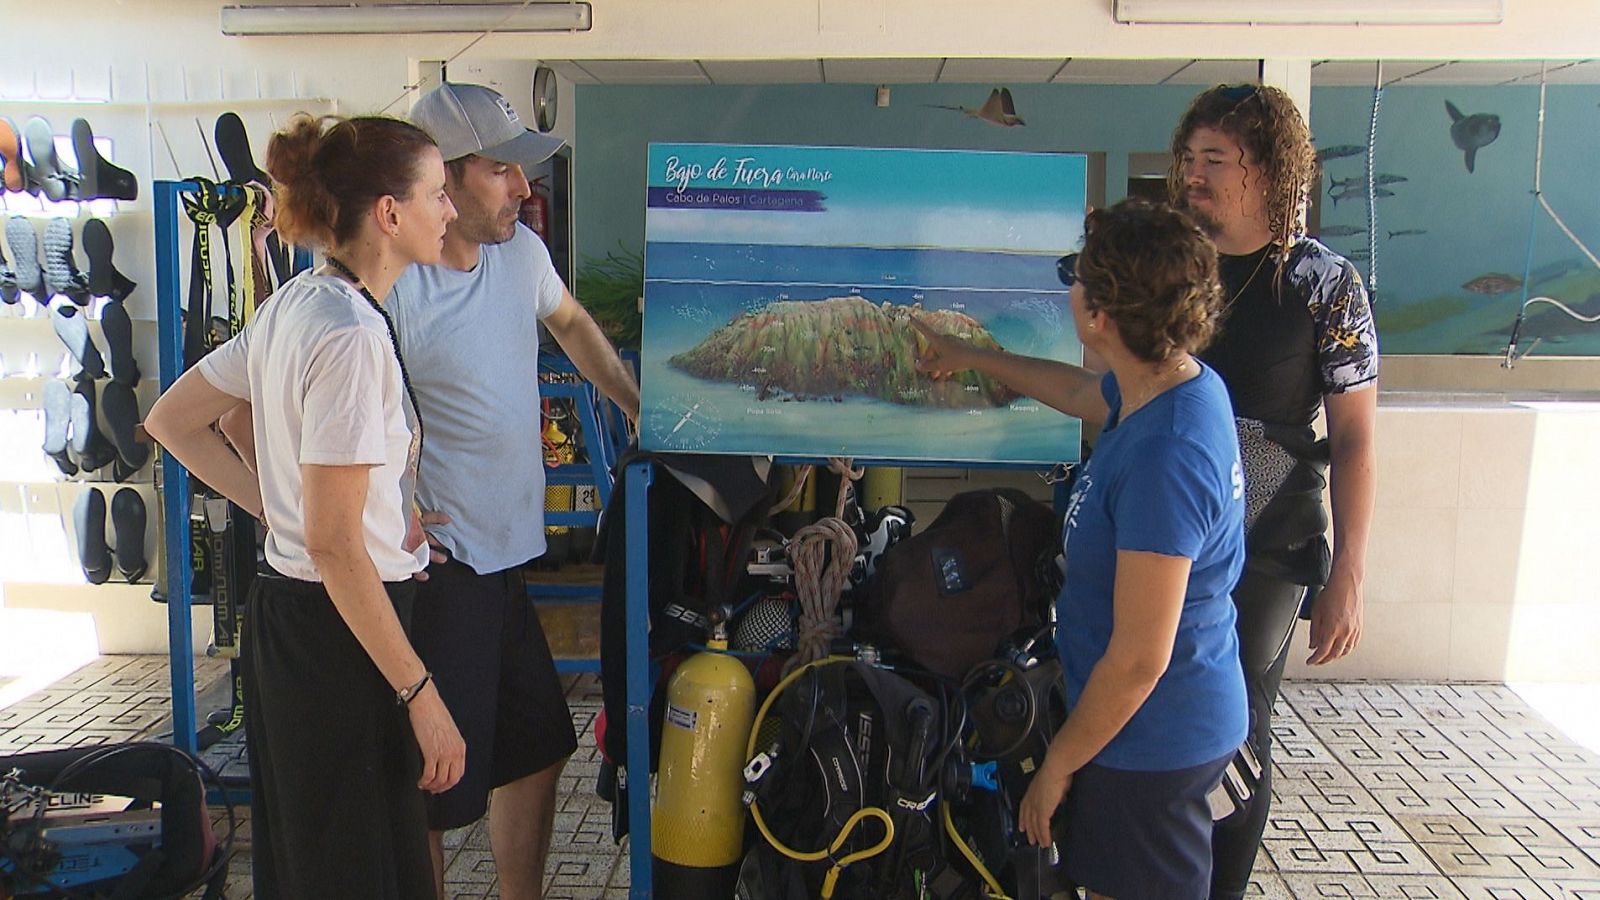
[1123,356,1193,419]
[1226,248,1271,310]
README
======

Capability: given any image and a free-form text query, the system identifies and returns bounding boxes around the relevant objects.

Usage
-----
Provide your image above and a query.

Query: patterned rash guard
[1200,238,1379,575]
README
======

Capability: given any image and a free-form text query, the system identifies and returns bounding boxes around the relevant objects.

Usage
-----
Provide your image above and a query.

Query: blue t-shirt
[387,224,566,574]
[1055,363,1248,771]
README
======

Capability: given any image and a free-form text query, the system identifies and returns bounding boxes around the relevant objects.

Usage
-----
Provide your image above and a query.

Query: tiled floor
[3,658,1598,899]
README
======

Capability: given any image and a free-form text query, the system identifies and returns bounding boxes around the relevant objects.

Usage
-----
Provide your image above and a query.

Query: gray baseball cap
[410,81,565,167]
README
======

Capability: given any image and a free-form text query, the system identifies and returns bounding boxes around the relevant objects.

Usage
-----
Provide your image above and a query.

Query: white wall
[8,0,1600,104]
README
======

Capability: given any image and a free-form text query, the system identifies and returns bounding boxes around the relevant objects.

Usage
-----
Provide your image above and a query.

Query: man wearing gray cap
[391,80,639,900]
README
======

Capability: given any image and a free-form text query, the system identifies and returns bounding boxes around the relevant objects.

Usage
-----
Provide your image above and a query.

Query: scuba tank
[652,615,757,898]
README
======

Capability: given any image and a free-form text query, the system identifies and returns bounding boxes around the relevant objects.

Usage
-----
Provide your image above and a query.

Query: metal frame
[154,180,309,765]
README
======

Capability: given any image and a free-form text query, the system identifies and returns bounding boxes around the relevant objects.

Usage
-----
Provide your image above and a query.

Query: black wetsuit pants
[1210,565,1308,900]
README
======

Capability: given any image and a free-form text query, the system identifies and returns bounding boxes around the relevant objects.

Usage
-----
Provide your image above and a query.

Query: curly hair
[1167,84,1318,266]
[1075,198,1225,363]
[267,114,438,249]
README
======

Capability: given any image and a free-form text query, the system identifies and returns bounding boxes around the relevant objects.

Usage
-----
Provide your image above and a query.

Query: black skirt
[241,573,433,900]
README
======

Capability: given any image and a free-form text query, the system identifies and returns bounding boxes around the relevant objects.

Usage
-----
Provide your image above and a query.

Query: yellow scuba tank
[652,618,757,897]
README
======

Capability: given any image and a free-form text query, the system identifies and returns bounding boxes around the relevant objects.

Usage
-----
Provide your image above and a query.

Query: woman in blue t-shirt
[915,199,1246,898]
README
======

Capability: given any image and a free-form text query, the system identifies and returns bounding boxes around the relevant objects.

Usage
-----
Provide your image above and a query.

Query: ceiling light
[221,3,592,36]
[1114,0,1504,26]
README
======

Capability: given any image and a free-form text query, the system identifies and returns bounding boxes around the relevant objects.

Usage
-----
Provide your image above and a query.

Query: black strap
[181,179,220,371]
[216,194,245,337]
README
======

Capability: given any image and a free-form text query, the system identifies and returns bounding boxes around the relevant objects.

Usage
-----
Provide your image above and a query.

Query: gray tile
[1363,873,1470,899]
[1546,881,1600,900]
[1264,838,1359,873]
[1446,876,1555,899]
[1419,842,1532,880]
[1282,871,1382,897]
[444,847,497,885]
[1317,810,1415,843]
[546,852,613,887]
[1245,871,1296,898]
[1347,842,1443,877]
[1512,845,1600,881]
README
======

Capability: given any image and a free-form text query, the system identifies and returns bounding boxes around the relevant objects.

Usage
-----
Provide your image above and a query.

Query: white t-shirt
[198,272,427,582]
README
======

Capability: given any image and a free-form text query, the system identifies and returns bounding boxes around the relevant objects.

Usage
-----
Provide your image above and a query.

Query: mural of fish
[1446,101,1501,173]
[1329,186,1395,207]
[1387,229,1427,239]
[1461,273,1522,295]
[1528,258,1586,286]
[1316,225,1367,237]
[1328,174,1408,192]
[1316,144,1365,162]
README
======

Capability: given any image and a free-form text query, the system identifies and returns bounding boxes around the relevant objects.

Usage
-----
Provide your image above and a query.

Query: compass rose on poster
[652,394,725,451]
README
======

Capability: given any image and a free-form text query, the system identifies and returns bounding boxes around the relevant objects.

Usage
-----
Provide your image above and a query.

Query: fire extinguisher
[520,176,551,239]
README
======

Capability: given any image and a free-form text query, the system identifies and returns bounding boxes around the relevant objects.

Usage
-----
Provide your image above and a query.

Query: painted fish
[1528,258,1585,286]
[1387,229,1427,238]
[1446,101,1501,173]
[1328,174,1408,192]
[1329,186,1395,206]
[1345,249,1372,261]
[1316,225,1367,237]
[1461,273,1522,295]
[1316,144,1365,162]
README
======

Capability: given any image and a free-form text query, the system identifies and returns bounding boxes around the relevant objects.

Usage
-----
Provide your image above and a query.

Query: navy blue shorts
[1057,753,1231,900]
[410,556,577,831]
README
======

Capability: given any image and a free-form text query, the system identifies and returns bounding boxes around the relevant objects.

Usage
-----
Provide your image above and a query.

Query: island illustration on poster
[640,143,1087,464]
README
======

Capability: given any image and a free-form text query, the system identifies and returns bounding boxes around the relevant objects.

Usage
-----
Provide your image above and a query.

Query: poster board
[639,143,1086,464]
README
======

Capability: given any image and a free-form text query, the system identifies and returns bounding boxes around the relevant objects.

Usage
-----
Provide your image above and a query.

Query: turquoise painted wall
[576,81,1600,355]
[1310,85,1600,355]
[574,83,1197,258]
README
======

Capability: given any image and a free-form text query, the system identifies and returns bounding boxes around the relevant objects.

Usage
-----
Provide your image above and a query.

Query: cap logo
[494,95,521,126]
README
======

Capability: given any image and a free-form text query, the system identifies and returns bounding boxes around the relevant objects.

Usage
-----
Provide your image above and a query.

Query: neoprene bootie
[73,487,112,584]
[111,487,148,583]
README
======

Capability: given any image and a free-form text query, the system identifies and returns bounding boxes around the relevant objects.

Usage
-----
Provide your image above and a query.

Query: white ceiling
[546,58,1600,86]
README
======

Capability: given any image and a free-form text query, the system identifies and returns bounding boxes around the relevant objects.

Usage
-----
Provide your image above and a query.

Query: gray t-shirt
[388,223,565,574]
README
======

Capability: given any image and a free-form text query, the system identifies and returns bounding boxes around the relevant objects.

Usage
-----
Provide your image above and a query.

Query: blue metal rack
[153,180,199,757]
[154,179,310,765]
[529,352,633,674]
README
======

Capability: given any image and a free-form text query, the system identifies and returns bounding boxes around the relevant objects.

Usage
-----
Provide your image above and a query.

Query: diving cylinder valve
[652,615,757,897]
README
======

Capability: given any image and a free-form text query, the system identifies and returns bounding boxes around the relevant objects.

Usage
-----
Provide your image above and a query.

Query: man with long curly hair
[1169,84,1379,900]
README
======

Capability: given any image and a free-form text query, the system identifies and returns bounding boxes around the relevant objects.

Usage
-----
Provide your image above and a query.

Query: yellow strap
[232,187,257,326]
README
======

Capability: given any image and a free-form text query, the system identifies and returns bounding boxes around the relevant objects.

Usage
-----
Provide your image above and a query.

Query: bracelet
[396,671,433,707]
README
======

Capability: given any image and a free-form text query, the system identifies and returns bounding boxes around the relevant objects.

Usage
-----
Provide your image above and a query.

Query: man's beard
[461,205,519,245]
[1182,199,1222,236]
